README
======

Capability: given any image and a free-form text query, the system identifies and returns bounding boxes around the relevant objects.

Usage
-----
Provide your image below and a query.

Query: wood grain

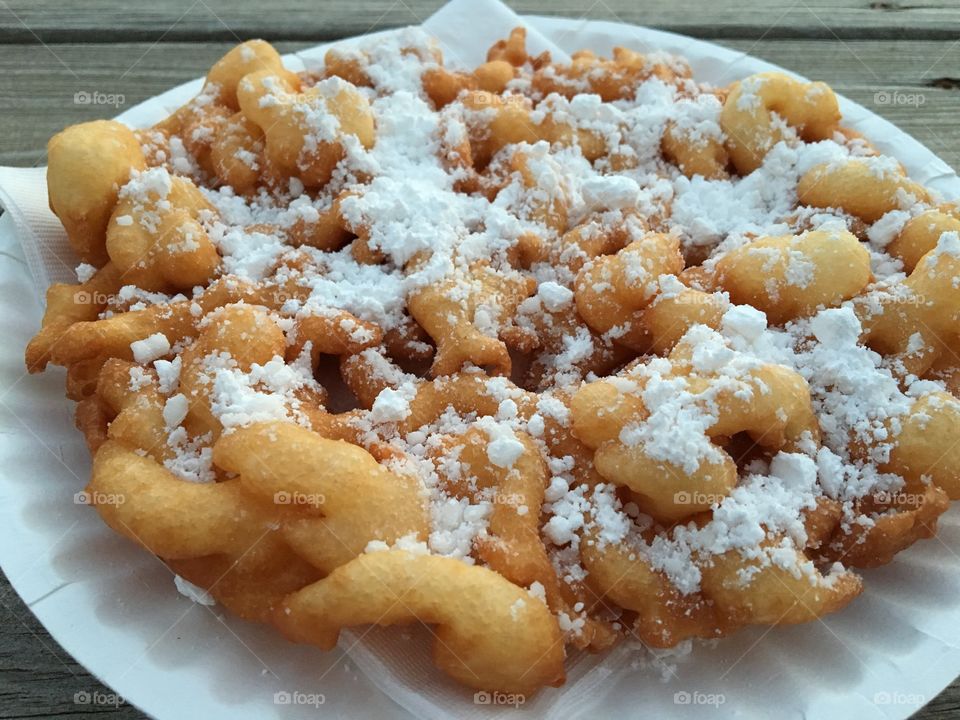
[1,2,959,719]
[0,39,956,168]
[0,0,958,40]
[0,587,141,718]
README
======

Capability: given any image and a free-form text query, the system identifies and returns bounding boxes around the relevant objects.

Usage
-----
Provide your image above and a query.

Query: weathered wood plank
[0,571,142,718]
[0,39,957,168]
[0,0,958,41]
[0,41,307,166]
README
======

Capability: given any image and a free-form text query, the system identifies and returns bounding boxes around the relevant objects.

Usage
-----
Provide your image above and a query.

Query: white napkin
[0,165,76,288]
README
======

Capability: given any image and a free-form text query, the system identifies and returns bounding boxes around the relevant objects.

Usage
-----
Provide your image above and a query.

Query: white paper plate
[2,4,960,720]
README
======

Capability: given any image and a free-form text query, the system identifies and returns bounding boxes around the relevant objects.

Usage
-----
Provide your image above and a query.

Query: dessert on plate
[25,24,960,695]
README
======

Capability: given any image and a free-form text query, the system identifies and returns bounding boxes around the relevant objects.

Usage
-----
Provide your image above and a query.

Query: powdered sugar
[61,23,960,662]
[130,332,170,364]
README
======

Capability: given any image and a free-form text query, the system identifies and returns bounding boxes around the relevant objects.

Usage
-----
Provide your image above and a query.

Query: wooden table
[1,1,958,717]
